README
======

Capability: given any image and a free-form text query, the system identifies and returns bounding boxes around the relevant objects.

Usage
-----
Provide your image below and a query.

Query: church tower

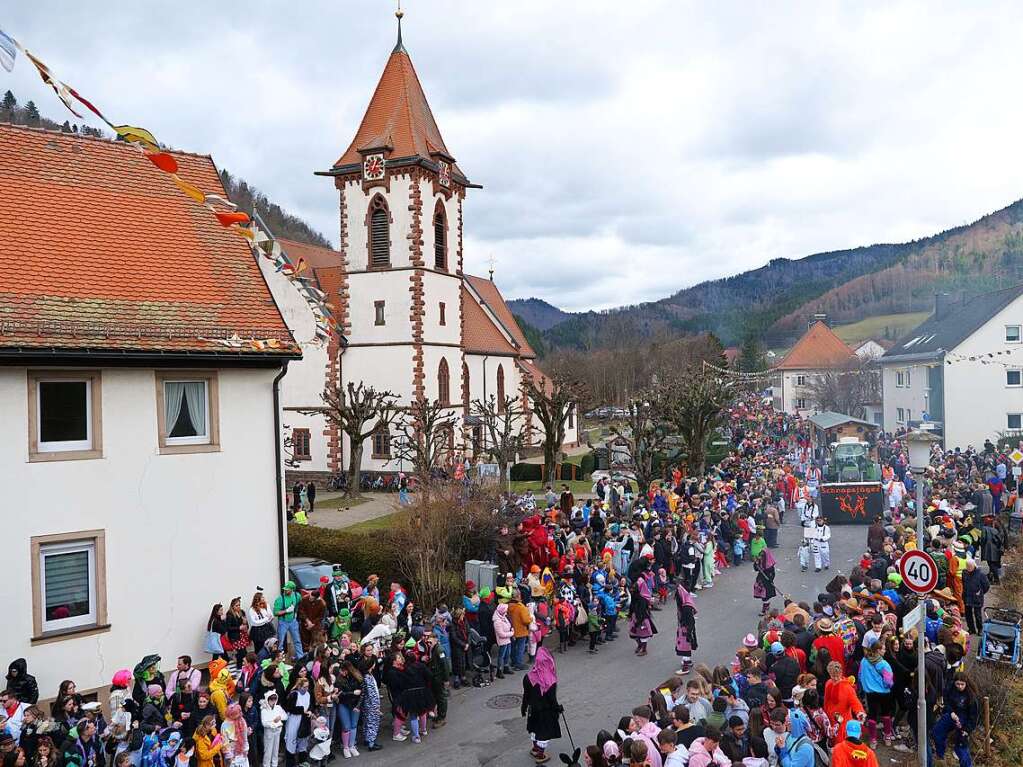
[321,11,474,466]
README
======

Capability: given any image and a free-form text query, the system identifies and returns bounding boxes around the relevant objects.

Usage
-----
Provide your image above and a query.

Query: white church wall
[347,271,413,343]
[344,176,415,271]
[420,270,463,346]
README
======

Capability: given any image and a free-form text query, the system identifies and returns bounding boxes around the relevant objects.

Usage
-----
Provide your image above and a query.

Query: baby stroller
[978,607,1023,667]
[467,627,495,687]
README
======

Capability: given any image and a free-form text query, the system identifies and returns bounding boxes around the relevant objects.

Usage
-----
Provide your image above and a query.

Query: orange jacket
[830,738,879,767]
[507,601,532,638]
[824,678,864,741]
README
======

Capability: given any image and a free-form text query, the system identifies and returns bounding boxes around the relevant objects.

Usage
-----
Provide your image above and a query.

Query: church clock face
[363,153,385,181]
[437,160,451,188]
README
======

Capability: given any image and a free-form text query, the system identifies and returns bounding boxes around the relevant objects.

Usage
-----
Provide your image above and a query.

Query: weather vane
[488,254,496,281]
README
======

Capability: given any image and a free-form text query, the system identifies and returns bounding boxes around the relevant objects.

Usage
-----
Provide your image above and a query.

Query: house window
[28,371,103,461]
[368,195,390,268]
[795,398,806,410]
[462,362,470,409]
[438,358,450,406]
[439,302,446,326]
[795,375,806,386]
[896,371,904,387]
[497,364,506,412]
[567,405,575,429]
[31,530,107,639]
[1007,325,1022,343]
[372,426,391,458]
[433,201,447,271]
[1009,413,1023,430]
[374,301,385,326]
[905,369,911,387]
[1009,370,1023,387]
[897,407,905,423]
[155,372,219,454]
[292,428,311,461]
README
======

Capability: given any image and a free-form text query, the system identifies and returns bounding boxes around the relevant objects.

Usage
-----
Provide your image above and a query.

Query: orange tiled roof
[462,285,518,356]
[465,274,535,358]
[333,44,465,179]
[517,358,554,397]
[278,238,342,271]
[0,124,297,356]
[312,266,345,316]
[774,321,855,370]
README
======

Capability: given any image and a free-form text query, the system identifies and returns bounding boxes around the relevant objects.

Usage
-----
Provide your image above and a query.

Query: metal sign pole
[915,469,927,767]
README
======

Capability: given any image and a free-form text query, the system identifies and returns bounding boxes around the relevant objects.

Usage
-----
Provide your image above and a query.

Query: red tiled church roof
[775,321,855,370]
[461,285,518,356]
[464,274,535,358]
[276,238,346,315]
[333,37,466,181]
[0,124,297,356]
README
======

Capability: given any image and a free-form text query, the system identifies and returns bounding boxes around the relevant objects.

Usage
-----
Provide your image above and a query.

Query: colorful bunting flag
[170,174,206,203]
[0,28,17,72]
[145,151,179,174]
[114,125,161,151]
[215,211,251,227]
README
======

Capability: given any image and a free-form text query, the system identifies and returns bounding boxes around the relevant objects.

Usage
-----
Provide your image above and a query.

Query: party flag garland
[1,27,337,349]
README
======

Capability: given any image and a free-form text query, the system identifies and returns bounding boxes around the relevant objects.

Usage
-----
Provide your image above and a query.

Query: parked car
[288,557,333,590]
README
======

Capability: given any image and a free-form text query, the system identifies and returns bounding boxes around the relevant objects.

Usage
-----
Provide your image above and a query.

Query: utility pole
[915,469,927,767]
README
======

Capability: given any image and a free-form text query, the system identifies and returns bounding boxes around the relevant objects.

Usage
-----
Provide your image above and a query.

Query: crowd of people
[0,395,1014,767]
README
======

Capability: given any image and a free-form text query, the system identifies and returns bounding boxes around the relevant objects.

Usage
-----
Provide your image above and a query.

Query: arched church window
[369,195,390,268]
[434,201,447,271]
[438,358,450,406]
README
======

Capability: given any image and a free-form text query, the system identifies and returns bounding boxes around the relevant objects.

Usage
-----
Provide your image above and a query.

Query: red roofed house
[267,22,577,483]
[0,123,300,696]
[772,315,856,416]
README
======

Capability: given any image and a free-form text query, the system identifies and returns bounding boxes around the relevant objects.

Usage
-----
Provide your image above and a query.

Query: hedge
[510,462,542,481]
[287,523,399,584]
[579,450,596,478]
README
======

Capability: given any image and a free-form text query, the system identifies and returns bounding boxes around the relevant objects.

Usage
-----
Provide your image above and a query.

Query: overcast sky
[5,1,1023,311]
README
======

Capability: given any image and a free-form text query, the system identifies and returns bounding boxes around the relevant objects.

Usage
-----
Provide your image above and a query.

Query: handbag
[574,604,588,626]
[203,630,224,654]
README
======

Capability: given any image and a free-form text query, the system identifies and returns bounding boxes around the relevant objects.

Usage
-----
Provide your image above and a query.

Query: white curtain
[165,381,185,434]
[182,381,207,437]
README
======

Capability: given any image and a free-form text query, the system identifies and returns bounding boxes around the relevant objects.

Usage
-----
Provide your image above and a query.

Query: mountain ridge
[511,196,1023,352]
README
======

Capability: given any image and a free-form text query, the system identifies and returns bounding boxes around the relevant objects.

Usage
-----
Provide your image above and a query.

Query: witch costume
[628,577,658,655]
[521,648,562,764]
[753,548,778,614]
[674,582,698,674]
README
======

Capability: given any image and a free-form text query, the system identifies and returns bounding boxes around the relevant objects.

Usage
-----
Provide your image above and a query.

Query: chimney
[809,313,828,329]
[934,292,957,319]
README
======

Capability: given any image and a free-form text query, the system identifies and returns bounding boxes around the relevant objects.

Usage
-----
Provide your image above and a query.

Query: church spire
[393,3,405,54]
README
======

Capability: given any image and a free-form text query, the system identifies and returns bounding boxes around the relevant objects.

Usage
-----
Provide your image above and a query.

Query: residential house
[881,287,1023,446]
[772,318,857,416]
[0,124,300,697]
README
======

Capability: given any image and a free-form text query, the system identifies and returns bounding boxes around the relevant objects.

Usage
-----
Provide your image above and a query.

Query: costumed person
[813,517,832,572]
[628,566,658,656]
[674,581,698,676]
[259,691,285,767]
[283,677,312,767]
[220,704,249,767]
[520,648,562,764]
[830,720,879,767]
[824,661,865,743]
[753,549,778,615]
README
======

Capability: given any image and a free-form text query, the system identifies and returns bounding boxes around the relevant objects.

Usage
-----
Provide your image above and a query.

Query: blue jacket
[858,655,894,694]
[777,734,815,767]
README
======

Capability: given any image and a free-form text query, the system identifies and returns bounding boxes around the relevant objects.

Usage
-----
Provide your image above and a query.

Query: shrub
[579,450,596,478]
[287,524,399,584]
[510,462,542,481]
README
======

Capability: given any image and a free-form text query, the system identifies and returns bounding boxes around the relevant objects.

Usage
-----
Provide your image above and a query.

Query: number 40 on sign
[899,550,938,594]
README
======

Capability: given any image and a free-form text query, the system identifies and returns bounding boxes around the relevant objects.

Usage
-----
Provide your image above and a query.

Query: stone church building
[261,22,579,483]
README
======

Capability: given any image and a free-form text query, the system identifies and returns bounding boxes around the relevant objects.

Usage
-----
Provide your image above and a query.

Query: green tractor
[825,437,881,483]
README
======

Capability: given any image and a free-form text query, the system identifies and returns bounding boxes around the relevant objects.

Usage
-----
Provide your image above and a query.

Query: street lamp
[905,428,941,767]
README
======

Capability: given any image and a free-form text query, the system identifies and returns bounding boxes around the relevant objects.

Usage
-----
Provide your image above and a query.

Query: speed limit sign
[899,550,938,594]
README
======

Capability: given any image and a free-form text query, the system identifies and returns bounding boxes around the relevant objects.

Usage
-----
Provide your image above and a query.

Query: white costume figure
[800,494,819,540]
[806,466,822,500]
[308,717,332,765]
[812,519,832,571]
[107,689,132,757]
[260,691,285,767]
[798,539,811,572]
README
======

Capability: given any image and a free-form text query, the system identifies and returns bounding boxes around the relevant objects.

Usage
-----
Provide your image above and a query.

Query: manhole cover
[485,693,522,710]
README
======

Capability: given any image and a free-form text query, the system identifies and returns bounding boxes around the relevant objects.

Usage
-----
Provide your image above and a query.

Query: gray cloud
[5,1,1023,314]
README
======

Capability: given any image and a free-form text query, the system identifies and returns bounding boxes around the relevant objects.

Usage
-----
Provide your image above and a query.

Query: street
[358,512,867,765]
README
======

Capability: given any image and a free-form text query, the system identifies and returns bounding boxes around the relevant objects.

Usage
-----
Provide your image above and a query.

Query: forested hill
[1,89,331,249]
[512,197,1023,351]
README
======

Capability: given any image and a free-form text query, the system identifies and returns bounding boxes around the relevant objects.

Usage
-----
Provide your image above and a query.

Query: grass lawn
[344,510,408,534]
[510,479,593,495]
[314,494,372,511]
[832,312,929,346]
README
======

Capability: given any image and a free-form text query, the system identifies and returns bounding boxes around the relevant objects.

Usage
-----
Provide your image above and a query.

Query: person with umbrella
[521,648,562,763]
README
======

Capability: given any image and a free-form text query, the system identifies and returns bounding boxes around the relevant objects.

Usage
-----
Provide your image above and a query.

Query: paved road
[356,513,867,766]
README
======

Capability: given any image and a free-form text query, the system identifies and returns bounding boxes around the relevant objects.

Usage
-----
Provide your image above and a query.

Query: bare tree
[525,368,589,485]
[661,365,735,476]
[297,382,397,498]
[470,394,526,489]
[392,397,460,493]
[613,385,674,495]
[807,359,880,418]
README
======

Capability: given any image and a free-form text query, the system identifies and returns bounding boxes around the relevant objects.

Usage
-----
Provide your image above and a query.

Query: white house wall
[943,295,1023,447]
[0,366,282,695]
[880,363,930,432]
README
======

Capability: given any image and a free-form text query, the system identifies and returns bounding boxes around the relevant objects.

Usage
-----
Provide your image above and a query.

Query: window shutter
[44,550,90,615]
[370,203,390,267]
[434,210,446,269]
